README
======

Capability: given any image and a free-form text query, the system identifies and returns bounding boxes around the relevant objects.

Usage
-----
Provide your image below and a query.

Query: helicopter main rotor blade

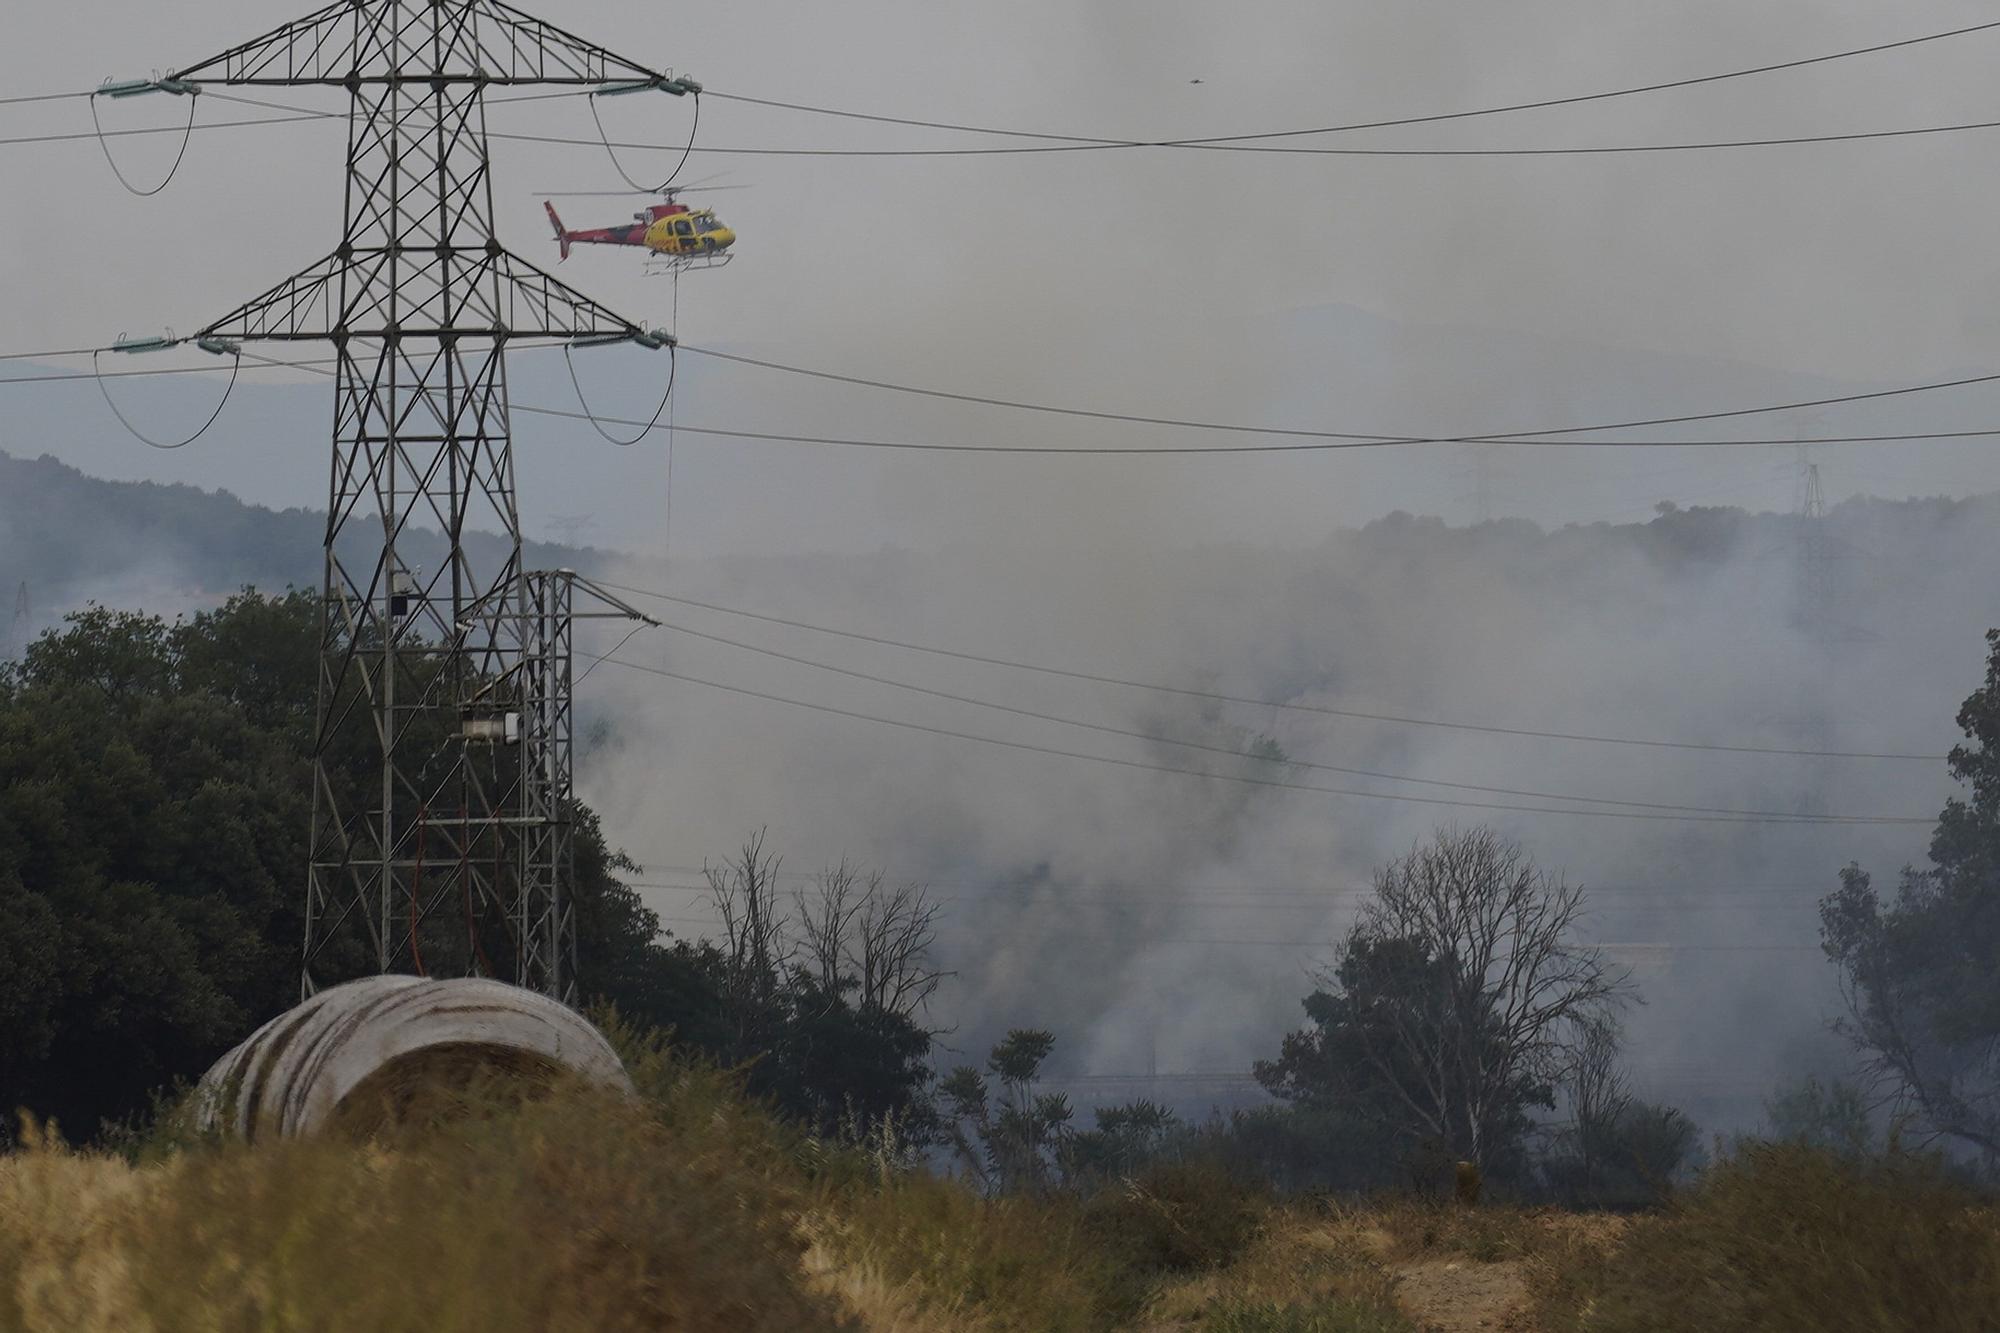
[529,185,753,197]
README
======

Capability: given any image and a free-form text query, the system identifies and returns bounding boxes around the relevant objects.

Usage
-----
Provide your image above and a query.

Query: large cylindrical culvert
[193,975,633,1140]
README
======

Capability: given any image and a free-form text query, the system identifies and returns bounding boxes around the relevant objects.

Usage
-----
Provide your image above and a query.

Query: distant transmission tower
[546,514,597,549]
[1456,444,1495,524]
[1792,451,1828,633]
[5,581,27,655]
[118,3,679,1001]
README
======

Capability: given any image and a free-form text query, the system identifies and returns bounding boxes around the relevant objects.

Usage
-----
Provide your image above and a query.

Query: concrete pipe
[193,975,633,1140]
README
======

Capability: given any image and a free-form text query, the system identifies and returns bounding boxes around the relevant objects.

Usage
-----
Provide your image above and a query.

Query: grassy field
[2,1044,1993,1332]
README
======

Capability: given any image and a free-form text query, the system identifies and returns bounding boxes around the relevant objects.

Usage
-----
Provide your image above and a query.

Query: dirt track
[1394,1256,1534,1332]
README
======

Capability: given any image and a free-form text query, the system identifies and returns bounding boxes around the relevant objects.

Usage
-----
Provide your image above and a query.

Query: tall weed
[1560,1143,1999,1332]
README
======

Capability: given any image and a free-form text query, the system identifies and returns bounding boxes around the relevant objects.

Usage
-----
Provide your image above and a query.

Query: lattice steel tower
[131,1,681,1000]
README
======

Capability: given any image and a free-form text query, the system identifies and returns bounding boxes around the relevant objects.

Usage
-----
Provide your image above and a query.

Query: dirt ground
[1393,1256,1535,1333]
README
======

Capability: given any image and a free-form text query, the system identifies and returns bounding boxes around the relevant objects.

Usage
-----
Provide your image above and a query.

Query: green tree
[941,1029,1074,1192]
[1822,629,2000,1162]
[1257,827,1628,1179]
[0,593,725,1137]
[1762,1075,1874,1156]
[700,840,939,1139]
[0,617,309,1133]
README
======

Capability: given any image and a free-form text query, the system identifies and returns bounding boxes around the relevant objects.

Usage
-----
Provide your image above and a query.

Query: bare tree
[795,860,864,1000]
[706,828,790,1045]
[1283,827,1630,1170]
[851,879,946,1019]
[1564,1013,1632,1192]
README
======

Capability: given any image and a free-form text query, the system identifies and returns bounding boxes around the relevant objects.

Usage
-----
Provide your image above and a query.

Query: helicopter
[543,185,737,275]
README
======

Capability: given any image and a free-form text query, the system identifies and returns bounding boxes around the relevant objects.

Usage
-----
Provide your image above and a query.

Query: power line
[648,911,1820,953]
[12,16,1997,149]
[512,399,2000,454]
[0,90,93,107]
[0,358,327,385]
[622,861,1837,897]
[11,87,2000,160]
[677,344,2000,450]
[638,614,1912,819]
[708,18,2000,148]
[591,579,1946,762]
[0,108,335,149]
[5,340,1993,458]
[627,878,1831,906]
[492,117,2000,159]
[589,651,1931,824]
[8,341,1988,468]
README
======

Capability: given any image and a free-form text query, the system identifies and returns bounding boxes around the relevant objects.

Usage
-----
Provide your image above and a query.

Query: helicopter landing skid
[645,252,734,277]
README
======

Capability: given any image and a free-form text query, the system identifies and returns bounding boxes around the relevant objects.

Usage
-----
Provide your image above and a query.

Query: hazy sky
[8,1,2000,1125]
[8,1,2000,553]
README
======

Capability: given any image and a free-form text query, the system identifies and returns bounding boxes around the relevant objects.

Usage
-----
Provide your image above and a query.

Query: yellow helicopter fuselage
[645,208,736,257]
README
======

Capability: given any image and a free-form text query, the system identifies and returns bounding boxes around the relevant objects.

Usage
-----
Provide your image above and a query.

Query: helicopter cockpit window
[672,219,693,236]
[695,217,718,232]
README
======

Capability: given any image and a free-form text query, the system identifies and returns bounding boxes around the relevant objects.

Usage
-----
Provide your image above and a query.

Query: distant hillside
[0,450,599,643]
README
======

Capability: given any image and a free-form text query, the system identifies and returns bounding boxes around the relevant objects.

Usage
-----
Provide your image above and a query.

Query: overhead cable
[513,400,2000,454]
[647,912,1820,952]
[0,90,93,107]
[487,117,2000,159]
[89,345,242,450]
[562,341,677,447]
[592,578,1944,762]
[706,18,2000,147]
[589,651,1932,823]
[86,85,200,196]
[5,342,1993,460]
[627,875,1833,903]
[9,89,2000,160]
[12,15,1999,146]
[637,615,1922,817]
[585,86,700,191]
[674,344,2000,448]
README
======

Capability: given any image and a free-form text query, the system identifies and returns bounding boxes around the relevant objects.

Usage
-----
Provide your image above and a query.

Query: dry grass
[0,1120,159,1332]
[5,1047,1988,1333]
[0,1079,854,1333]
[811,1172,1138,1333]
[1142,1206,1412,1332]
[1552,1143,2000,1333]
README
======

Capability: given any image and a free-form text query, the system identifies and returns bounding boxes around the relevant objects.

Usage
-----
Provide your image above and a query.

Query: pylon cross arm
[167,0,678,88]
[193,248,646,345]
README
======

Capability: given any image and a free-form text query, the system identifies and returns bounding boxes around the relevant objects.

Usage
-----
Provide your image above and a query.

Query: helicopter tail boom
[544,201,571,261]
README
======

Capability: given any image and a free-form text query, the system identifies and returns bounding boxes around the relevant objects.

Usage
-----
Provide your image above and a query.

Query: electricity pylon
[124,2,683,1000]
[5,582,27,655]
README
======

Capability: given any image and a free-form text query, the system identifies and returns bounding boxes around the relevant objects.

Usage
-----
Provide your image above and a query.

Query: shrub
[1084,1158,1269,1274]
[1571,1143,2000,1332]
[817,1168,1144,1331]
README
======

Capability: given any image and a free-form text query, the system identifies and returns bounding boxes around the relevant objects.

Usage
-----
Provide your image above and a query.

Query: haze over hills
[7,448,1997,1131]
[11,300,2000,563]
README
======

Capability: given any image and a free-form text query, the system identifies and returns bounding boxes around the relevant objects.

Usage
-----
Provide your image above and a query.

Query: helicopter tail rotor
[544,201,571,261]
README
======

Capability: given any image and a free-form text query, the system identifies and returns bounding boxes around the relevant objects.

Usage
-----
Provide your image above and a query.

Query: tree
[0,594,730,1136]
[1762,1075,1874,1156]
[1066,1100,1181,1182]
[1257,827,1629,1176]
[941,1029,1074,1193]
[1822,629,2000,1162]
[0,608,311,1134]
[1541,1016,1695,1205]
[701,837,941,1138]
